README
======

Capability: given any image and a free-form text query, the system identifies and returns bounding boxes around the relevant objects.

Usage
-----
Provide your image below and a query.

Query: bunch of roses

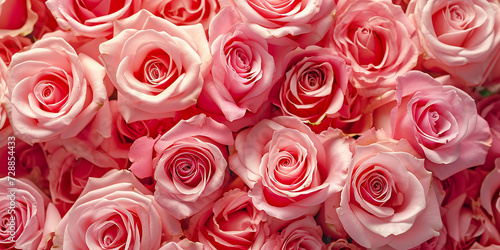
[1,0,500,249]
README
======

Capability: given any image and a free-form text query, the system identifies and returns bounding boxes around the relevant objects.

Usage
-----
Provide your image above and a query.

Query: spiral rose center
[136,50,180,91]
[348,25,384,67]
[34,74,70,112]
[360,170,392,205]
[227,47,252,76]
[167,148,214,188]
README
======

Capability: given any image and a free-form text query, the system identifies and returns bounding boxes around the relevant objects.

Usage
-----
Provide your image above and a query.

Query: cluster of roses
[1,0,500,249]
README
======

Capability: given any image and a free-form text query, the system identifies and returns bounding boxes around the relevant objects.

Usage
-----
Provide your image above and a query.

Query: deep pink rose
[0,0,38,38]
[142,0,219,30]
[99,10,211,123]
[197,7,276,123]
[0,177,57,250]
[186,188,270,249]
[45,144,111,215]
[52,170,182,249]
[229,116,351,220]
[337,137,442,249]
[129,114,233,219]
[272,46,350,124]
[480,159,500,246]
[0,35,31,66]
[45,0,142,37]
[407,0,500,86]
[325,0,420,97]
[477,94,500,170]
[6,37,108,144]
[261,216,326,250]
[219,0,336,46]
[391,71,492,180]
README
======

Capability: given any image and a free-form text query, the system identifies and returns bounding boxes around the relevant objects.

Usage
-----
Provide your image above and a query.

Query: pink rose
[390,71,492,180]
[6,37,108,144]
[45,144,111,214]
[45,0,142,37]
[271,46,350,124]
[326,239,361,250]
[337,136,442,249]
[229,116,351,220]
[219,0,336,46]
[186,188,270,249]
[0,35,31,66]
[325,0,420,97]
[477,94,500,170]
[0,0,38,38]
[480,159,500,246]
[99,10,211,122]
[142,0,219,30]
[129,114,234,219]
[0,177,56,250]
[52,170,182,249]
[407,0,500,86]
[261,216,326,250]
[197,7,276,122]
[159,239,204,250]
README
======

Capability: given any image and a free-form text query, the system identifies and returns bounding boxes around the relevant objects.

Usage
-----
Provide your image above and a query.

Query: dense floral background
[1,0,500,249]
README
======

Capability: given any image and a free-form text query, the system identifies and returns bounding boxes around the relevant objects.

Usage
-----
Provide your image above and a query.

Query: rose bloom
[325,0,420,97]
[480,159,500,246]
[336,134,442,249]
[0,177,59,250]
[261,216,326,250]
[6,37,108,144]
[45,0,142,37]
[197,7,276,123]
[186,188,270,249]
[229,116,351,220]
[477,94,500,170]
[0,0,38,38]
[52,170,182,249]
[159,239,204,250]
[129,114,233,219]
[142,0,219,30]
[407,0,500,86]
[390,71,491,180]
[99,10,211,123]
[219,0,336,46]
[0,35,31,66]
[272,46,350,125]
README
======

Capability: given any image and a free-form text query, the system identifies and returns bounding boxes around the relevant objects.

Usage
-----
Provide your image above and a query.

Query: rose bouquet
[1,0,500,249]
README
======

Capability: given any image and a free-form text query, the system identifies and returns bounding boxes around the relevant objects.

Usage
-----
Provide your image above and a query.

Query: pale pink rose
[45,144,112,215]
[0,35,31,66]
[271,46,350,124]
[6,37,108,144]
[261,216,326,250]
[52,170,182,249]
[0,0,38,38]
[337,136,442,249]
[229,116,351,220]
[0,177,57,250]
[186,188,270,249]
[129,114,233,219]
[45,0,142,37]
[407,0,500,86]
[477,94,500,170]
[142,0,219,30]
[325,0,420,97]
[159,239,204,250]
[197,7,276,123]
[219,0,336,47]
[99,10,211,123]
[390,71,492,180]
[0,140,49,195]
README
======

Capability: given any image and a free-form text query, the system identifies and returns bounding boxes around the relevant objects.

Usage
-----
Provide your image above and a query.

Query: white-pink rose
[407,0,500,86]
[99,10,211,123]
[6,37,108,144]
[52,170,182,249]
[337,137,442,249]
[325,0,420,97]
[129,114,234,219]
[390,71,492,180]
[219,0,336,46]
[45,0,142,37]
[229,116,351,220]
